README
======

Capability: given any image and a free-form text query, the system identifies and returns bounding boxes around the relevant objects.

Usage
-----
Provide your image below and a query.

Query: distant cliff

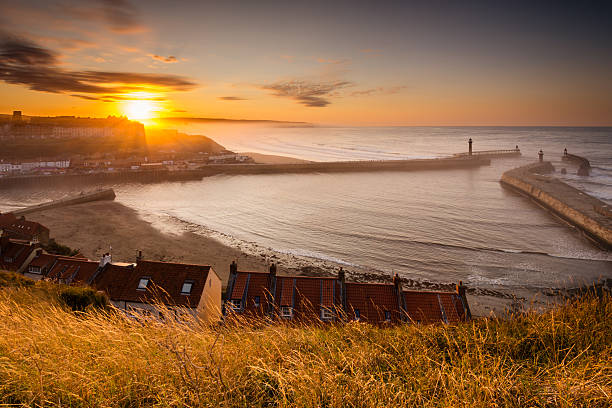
[0,115,228,161]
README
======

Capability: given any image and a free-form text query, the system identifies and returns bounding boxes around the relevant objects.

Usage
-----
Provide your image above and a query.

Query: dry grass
[0,280,610,407]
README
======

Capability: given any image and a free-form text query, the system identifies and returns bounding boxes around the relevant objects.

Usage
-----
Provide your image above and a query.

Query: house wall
[197,267,222,323]
[110,300,198,320]
[17,249,39,274]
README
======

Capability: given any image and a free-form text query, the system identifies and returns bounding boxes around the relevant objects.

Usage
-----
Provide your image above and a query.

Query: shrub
[0,271,35,288]
[43,238,80,256]
[58,286,109,311]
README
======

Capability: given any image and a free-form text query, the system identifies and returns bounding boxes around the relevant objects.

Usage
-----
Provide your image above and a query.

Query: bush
[0,271,35,288]
[43,238,80,257]
[58,286,109,311]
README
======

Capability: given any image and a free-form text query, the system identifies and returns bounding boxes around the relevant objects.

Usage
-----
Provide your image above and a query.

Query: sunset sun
[123,99,156,121]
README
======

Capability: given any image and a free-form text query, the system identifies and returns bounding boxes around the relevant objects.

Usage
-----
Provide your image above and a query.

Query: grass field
[0,272,610,407]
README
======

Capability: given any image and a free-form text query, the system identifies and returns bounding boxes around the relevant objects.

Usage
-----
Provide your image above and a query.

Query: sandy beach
[21,199,539,317]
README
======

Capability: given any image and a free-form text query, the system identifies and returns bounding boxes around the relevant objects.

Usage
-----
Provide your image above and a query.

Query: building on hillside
[225,262,344,322]
[224,262,471,325]
[24,252,60,280]
[0,237,40,273]
[92,258,222,323]
[46,257,101,285]
[0,213,50,245]
[344,278,405,324]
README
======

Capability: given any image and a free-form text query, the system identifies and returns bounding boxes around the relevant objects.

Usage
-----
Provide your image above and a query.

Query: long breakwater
[0,157,491,187]
[501,162,612,249]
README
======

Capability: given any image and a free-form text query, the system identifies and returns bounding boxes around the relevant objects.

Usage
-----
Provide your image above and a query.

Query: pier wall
[12,189,116,215]
[0,157,490,188]
[501,162,611,249]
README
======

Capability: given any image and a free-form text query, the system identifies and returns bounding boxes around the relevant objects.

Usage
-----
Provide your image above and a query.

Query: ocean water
[114,126,611,293]
[1,126,610,293]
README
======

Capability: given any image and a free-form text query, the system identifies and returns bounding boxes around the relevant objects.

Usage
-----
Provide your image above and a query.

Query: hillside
[0,272,610,407]
[144,128,226,155]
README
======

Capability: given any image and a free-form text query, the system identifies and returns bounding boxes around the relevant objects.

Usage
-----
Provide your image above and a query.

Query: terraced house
[224,262,471,325]
[92,258,222,323]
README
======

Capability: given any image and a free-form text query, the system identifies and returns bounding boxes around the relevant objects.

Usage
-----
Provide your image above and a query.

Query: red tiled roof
[93,260,212,308]
[345,282,402,324]
[273,276,342,320]
[47,257,99,284]
[403,291,466,324]
[227,271,271,314]
[0,239,38,271]
[28,253,59,269]
[278,277,294,307]
[0,214,48,238]
[231,272,249,300]
[321,279,335,307]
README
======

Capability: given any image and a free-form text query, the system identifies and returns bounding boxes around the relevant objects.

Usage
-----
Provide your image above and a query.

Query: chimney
[136,250,143,262]
[538,149,544,162]
[0,235,9,254]
[267,263,278,316]
[99,252,112,268]
[468,138,473,156]
[230,260,238,276]
[393,273,407,322]
[456,281,472,320]
[338,267,347,316]
[269,262,277,276]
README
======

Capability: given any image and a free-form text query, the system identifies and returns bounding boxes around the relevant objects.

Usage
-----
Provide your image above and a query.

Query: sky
[0,0,611,126]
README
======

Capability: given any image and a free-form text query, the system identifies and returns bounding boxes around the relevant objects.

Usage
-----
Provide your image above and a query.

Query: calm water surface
[1,127,610,292]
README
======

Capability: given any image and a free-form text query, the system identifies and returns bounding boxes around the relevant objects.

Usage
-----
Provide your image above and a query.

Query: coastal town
[0,111,252,178]
[0,209,471,325]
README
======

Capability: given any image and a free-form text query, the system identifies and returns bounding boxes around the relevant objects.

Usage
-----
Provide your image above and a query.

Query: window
[29,266,41,274]
[281,306,293,319]
[320,307,334,321]
[181,281,194,295]
[137,277,150,291]
[384,310,391,322]
[254,296,261,307]
[229,299,242,310]
[4,257,12,263]
[354,309,360,321]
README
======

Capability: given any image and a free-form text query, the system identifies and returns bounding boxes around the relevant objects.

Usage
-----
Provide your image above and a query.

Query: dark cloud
[218,96,248,101]
[0,36,196,101]
[99,0,145,33]
[150,54,178,63]
[0,38,58,65]
[351,85,407,97]
[261,79,352,107]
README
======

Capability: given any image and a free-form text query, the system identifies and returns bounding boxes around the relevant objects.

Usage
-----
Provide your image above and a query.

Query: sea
[1,126,611,295]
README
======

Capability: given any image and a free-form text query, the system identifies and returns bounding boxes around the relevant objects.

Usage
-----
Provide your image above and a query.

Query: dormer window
[281,306,293,319]
[229,299,242,310]
[181,280,194,295]
[254,296,261,307]
[320,307,334,321]
[137,277,150,291]
[384,310,391,322]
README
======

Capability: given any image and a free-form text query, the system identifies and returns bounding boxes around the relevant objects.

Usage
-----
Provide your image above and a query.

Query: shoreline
[22,200,577,317]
